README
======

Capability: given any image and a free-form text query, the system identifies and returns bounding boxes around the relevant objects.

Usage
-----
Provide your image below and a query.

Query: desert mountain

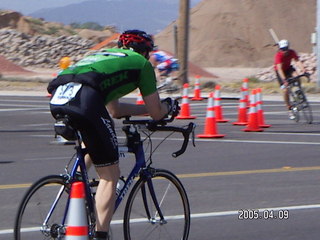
[29,0,201,34]
[155,0,316,67]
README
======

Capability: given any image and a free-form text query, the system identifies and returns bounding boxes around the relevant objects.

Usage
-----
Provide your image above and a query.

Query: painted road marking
[29,134,320,145]
[2,203,320,235]
[1,166,320,191]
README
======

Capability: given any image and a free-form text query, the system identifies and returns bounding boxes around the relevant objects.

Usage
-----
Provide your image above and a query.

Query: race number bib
[50,82,82,105]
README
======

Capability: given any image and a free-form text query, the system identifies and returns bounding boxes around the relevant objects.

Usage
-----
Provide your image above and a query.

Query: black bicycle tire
[299,92,313,124]
[123,169,190,240]
[14,175,70,240]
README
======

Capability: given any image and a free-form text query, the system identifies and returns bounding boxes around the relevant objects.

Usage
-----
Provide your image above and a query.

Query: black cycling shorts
[275,66,296,86]
[50,85,119,167]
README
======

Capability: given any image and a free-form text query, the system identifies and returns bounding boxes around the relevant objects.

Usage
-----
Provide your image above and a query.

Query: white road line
[194,138,320,145]
[2,204,320,234]
[0,103,47,107]
[0,108,48,112]
[28,135,320,146]
[0,99,48,103]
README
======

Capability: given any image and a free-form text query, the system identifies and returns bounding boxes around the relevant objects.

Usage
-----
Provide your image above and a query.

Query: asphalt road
[1,93,320,240]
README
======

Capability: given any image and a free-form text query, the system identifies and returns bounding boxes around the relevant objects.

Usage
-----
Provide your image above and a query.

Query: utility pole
[317,0,320,87]
[173,25,178,57]
[177,0,190,85]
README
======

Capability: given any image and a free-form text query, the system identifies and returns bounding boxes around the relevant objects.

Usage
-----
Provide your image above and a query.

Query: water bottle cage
[122,125,141,152]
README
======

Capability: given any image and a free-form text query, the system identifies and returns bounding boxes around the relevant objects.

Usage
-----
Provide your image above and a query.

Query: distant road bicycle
[14,114,195,240]
[157,74,180,95]
[287,73,312,124]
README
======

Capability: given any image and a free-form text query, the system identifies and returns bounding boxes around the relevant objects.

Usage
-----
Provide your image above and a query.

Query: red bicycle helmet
[118,30,154,53]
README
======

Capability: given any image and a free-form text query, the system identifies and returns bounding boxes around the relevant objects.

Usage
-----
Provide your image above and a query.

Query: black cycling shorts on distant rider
[275,66,296,86]
[50,85,119,167]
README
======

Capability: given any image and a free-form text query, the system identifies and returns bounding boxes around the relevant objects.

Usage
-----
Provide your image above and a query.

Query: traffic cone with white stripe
[242,89,263,132]
[191,75,204,101]
[242,78,249,108]
[214,85,229,123]
[136,92,144,105]
[65,181,89,240]
[197,92,225,138]
[176,83,197,119]
[256,88,271,128]
[232,90,248,126]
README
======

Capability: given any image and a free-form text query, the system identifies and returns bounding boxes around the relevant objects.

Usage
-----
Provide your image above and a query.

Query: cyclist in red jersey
[274,39,306,119]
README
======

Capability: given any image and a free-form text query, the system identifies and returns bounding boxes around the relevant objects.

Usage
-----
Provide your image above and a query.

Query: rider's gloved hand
[161,97,180,119]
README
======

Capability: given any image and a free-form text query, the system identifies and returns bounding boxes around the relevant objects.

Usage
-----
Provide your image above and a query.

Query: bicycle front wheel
[14,175,70,240]
[123,169,190,240]
[299,92,313,124]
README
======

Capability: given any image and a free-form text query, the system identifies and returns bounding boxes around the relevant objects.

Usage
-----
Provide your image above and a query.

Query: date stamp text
[238,209,289,220]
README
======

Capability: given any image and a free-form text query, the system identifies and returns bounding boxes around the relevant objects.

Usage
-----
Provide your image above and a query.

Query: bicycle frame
[42,117,194,237]
[286,73,313,123]
[40,145,96,237]
[115,144,146,209]
[43,125,165,234]
[115,126,161,213]
[15,113,195,240]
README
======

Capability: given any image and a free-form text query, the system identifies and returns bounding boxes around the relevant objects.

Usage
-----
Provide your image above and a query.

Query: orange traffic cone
[233,90,248,126]
[197,92,225,138]
[242,78,250,108]
[191,75,204,101]
[214,85,229,123]
[136,92,144,105]
[176,83,197,119]
[242,89,263,132]
[256,88,271,128]
[65,181,89,240]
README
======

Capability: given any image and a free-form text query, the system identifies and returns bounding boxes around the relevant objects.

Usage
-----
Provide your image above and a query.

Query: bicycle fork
[142,172,167,225]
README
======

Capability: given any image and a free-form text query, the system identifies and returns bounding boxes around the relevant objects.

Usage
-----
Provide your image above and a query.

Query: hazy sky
[0,0,94,14]
[0,0,202,15]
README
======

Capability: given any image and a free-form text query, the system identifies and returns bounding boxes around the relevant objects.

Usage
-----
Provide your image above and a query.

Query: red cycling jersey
[274,49,299,71]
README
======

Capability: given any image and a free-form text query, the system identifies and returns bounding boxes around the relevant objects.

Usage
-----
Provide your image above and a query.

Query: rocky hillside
[0,29,94,68]
[0,10,118,68]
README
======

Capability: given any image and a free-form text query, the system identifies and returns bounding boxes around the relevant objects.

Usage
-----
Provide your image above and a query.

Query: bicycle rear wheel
[123,169,190,240]
[14,175,70,240]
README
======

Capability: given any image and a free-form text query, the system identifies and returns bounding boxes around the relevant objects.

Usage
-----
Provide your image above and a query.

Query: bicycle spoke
[154,183,172,219]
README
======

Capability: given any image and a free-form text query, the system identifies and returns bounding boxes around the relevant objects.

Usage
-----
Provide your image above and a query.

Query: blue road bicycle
[14,114,195,240]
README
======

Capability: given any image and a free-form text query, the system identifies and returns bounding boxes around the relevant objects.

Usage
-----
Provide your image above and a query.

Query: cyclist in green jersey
[47,30,180,240]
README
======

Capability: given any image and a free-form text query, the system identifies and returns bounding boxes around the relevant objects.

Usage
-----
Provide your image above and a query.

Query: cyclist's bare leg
[84,154,93,169]
[283,88,291,110]
[95,163,120,232]
[77,143,92,172]
[283,70,299,110]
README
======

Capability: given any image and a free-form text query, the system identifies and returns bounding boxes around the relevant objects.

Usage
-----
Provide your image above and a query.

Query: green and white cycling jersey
[48,48,157,104]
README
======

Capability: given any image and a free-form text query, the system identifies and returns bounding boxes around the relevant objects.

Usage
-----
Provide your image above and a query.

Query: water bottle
[116,177,125,196]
